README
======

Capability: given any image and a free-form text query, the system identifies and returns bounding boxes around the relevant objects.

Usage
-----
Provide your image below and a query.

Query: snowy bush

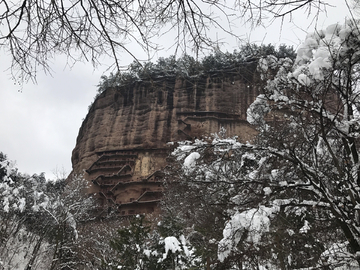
[0,153,101,269]
[105,215,200,270]
[164,21,360,267]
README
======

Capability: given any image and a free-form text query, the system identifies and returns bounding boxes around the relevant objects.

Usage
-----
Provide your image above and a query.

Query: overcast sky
[0,1,353,179]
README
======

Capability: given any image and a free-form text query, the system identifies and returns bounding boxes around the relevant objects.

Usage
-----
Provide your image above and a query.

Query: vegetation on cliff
[96,44,295,93]
[87,44,295,111]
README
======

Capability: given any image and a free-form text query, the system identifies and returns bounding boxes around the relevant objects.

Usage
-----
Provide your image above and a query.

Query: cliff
[71,70,260,216]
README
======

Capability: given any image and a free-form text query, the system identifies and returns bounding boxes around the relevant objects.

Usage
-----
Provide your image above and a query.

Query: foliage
[95,44,295,95]
[107,215,156,269]
[162,130,272,268]
[162,20,360,269]
[0,153,101,269]
[247,19,360,264]
[164,136,274,269]
[166,135,352,269]
[104,214,201,270]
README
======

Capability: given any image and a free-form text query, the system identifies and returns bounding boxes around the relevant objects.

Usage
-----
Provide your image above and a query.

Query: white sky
[0,1,353,179]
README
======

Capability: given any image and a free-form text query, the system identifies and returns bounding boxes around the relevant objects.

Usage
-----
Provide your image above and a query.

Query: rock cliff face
[71,72,260,216]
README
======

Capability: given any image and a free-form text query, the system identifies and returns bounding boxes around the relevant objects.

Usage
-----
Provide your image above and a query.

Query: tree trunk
[338,219,360,267]
[25,235,44,270]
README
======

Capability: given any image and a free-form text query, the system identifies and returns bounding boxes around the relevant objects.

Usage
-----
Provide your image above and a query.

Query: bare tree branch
[0,0,343,83]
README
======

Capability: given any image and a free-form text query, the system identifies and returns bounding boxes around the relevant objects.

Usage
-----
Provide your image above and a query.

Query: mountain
[71,62,260,216]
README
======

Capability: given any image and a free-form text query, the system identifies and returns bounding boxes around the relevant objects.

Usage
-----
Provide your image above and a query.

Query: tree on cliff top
[95,44,295,92]
[0,0,347,83]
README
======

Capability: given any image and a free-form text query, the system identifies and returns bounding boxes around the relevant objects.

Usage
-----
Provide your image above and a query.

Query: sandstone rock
[71,73,260,216]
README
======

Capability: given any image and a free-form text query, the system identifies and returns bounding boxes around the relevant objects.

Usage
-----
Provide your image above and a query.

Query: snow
[183,152,200,170]
[289,20,360,93]
[279,181,288,186]
[321,242,357,268]
[179,235,191,257]
[258,58,268,72]
[178,145,197,153]
[218,205,279,262]
[298,73,311,86]
[286,229,295,236]
[263,187,272,196]
[18,197,26,212]
[3,196,9,212]
[308,56,331,80]
[299,220,311,234]
[246,94,270,125]
[143,249,151,257]
[270,169,279,180]
[67,213,79,240]
[316,137,325,156]
[162,236,182,260]
[269,90,289,103]
[248,170,258,180]
[171,140,207,160]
